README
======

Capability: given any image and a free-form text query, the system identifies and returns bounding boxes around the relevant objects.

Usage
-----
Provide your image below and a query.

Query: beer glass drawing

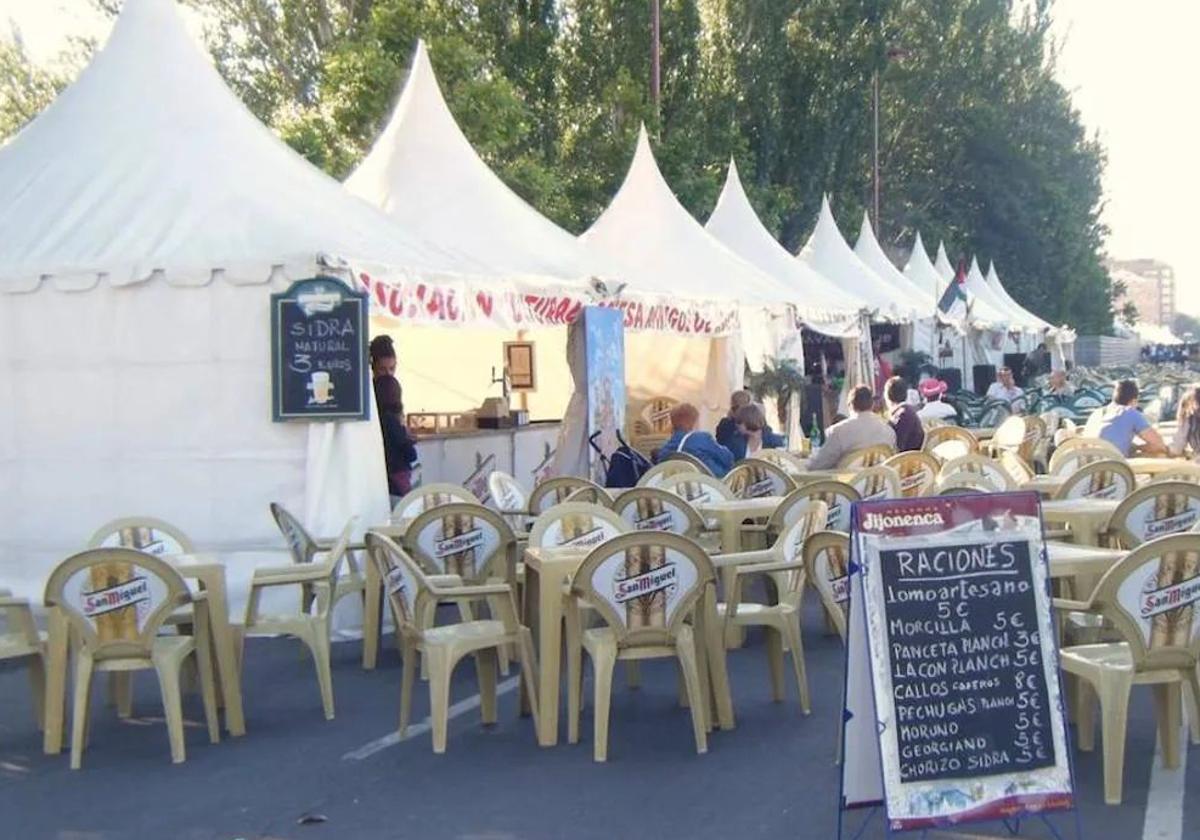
[622,543,668,629]
[436,511,479,579]
[309,371,333,404]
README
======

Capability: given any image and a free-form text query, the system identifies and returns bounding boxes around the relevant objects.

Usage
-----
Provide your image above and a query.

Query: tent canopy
[986,261,1051,332]
[853,213,936,313]
[580,128,793,310]
[705,160,862,329]
[0,0,463,293]
[796,197,912,322]
[903,232,946,303]
[964,257,1023,330]
[934,242,956,282]
[345,40,602,292]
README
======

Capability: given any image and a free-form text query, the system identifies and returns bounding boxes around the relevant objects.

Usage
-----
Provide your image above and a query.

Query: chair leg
[155,658,188,764]
[516,628,540,730]
[565,601,583,744]
[69,654,95,770]
[783,616,812,714]
[114,672,133,719]
[676,632,708,756]
[1098,671,1134,805]
[1153,683,1182,770]
[591,646,617,763]
[310,631,335,721]
[624,661,641,690]
[192,617,221,745]
[478,649,498,726]
[1186,666,1200,746]
[28,654,46,731]
[765,627,785,702]
[676,662,690,708]
[427,649,454,754]
[399,639,417,736]
[1075,679,1096,752]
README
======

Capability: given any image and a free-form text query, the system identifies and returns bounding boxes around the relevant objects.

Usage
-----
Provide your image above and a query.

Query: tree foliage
[0,32,73,141]
[7,0,1115,332]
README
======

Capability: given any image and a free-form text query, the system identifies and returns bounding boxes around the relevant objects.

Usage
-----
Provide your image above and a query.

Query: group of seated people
[654,379,931,475]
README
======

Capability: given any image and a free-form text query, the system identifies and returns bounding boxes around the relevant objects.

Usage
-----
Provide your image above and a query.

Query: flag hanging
[937,259,970,325]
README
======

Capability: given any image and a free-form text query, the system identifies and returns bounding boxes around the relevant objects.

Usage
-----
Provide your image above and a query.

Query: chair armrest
[711,549,774,569]
[316,539,366,552]
[429,582,512,600]
[1052,597,1093,613]
[250,564,329,588]
[0,596,31,609]
[734,558,803,576]
[427,574,464,588]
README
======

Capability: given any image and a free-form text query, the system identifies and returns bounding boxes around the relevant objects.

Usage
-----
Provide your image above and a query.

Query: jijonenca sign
[271,277,370,422]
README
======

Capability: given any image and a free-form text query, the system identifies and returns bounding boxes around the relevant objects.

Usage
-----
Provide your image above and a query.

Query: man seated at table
[808,385,897,470]
[917,378,958,422]
[657,402,735,477]
[716,390,785,460]
[886,376,924,452]
[986,366,1024,407]
[1086,379,1168,457]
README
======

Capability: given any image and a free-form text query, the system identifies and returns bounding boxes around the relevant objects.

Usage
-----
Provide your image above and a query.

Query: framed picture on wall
[504,341,537,391]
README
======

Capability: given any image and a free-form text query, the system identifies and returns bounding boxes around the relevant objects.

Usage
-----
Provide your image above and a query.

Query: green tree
[0,32,72,140]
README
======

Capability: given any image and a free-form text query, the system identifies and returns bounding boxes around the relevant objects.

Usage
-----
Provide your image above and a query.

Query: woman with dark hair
[1170,384,1200,461]
[374,374,417,500]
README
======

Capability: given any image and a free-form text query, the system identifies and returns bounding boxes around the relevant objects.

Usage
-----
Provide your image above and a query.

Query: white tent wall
[0,279,388,618]
[624,331,740,431]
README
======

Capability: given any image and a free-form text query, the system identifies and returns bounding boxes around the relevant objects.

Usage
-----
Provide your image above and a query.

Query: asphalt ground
[2,599,1196,840]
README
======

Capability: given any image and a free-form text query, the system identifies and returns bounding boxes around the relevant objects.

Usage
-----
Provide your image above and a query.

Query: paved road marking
[342,677,520,761]
[1142,716,1189,840]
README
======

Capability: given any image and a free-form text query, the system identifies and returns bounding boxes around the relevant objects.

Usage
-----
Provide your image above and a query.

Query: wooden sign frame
[504,341,537,392]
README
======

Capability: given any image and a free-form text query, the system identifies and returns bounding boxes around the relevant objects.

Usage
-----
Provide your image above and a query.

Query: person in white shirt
[917,379,958,422]
[985,366,1024,406]
[808,385,896,470]
[1169,384,1200,461]
[1045,369,1075,398]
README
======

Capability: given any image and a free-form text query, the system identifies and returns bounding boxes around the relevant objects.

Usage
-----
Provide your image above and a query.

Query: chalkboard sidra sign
[839,492,1076,836]
[271,277,370,422]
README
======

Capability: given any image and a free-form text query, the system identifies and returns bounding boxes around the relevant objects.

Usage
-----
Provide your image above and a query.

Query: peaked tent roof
[902,232,946,302]
[345,40,601,291]
[795,197,912,321]
[934,242,956,282]
[705,160,862,324]
[986,262,1052,331]
[964,257,1021,329]
[580,128,792,308]
[853,213,935,316]
[0,0,467,293]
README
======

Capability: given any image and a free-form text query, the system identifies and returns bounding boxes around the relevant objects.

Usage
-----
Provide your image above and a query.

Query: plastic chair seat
[715,601,795,624]
[0,630,46,659]
[423,619,510,648]
[1061,643,1182,684]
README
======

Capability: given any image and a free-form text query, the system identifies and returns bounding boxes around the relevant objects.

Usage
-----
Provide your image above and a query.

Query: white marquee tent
[580,128,796,428]
[853,213,937,360]
[0,0,472,603]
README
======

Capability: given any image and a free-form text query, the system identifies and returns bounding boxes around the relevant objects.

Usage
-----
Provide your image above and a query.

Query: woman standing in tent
[370,336,416,502]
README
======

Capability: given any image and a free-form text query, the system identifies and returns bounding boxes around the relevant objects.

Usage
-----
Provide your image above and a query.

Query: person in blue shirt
[657,402,735,477]
[1090,379,1168,457]
[715,391,785,461]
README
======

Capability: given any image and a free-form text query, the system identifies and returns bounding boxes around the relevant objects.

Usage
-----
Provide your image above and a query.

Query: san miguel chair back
[528,502,628,551]
[88,517,194,555]
[936,472,995,495]
[849,465,901,501]
[658,472,735,507]
[997,449,1035,486]
[1057,533,1200,803]
[662,451,713,474]
[44,548,219,767]
[392,484,477,521]
[568,532,715,760]
[756,449,807,477]
[774,481,860,534]
[404,503,517,585]
[528,476,606,515]
[637,459,700,488]
[803,531,852,642]
[724,458,795,499]
[883,451,939,498]
[836,444,894,470]
[270,503,364,610]
[564,485,614,507]
[923,425,978,461]
[488,471,530,530]
[1049,437,1124,476]
[938,453,1015,492]
[1053,459,1136,502]
[1106,481,1200,549]
[0,589,46,730]
[365,532,538,753]
[611,487,706,539]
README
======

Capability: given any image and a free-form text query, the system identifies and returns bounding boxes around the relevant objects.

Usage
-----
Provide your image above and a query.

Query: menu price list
[879,539,1056,784]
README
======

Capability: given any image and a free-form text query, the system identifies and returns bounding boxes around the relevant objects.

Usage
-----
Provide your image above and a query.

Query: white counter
[413,422,562,504]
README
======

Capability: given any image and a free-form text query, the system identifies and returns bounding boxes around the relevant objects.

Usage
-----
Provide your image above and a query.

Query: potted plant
[745,357,809,428]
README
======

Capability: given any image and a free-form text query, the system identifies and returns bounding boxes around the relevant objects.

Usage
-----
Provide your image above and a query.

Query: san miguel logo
[861,510,946,532]
[1140,574,1200,618]
[614,563,678,604]
[635,511,675,532]
[1144,508,1199,539]
[434,528,485,558]
[563,527,607,548]
[831,574,850,604]
[748,478,775,498]
[82,577,150,619]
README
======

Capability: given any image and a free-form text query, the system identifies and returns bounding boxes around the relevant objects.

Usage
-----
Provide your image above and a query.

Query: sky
[3,0,1198,315]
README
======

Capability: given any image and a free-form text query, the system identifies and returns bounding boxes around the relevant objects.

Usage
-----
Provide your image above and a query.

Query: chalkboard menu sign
[841,493,1074,833]
[271,277,370,422]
